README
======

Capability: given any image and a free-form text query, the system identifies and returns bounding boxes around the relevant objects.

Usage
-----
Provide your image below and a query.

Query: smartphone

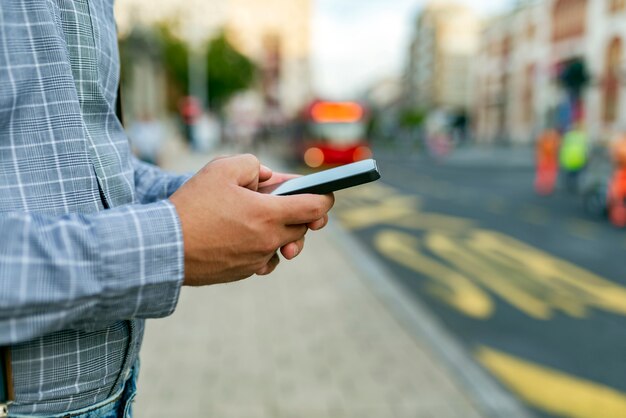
[260,159,381,196]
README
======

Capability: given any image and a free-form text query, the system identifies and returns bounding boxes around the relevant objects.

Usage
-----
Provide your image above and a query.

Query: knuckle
[241,153,260,167]
[311,201,326,220]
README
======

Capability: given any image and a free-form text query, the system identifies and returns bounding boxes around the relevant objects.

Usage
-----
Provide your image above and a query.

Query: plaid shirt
[0,0,188,414]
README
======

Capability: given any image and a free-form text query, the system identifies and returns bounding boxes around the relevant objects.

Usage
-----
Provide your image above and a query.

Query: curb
[326,219,537,418]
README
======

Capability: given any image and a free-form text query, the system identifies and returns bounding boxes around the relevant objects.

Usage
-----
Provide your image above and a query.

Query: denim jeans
[9,362,138,418]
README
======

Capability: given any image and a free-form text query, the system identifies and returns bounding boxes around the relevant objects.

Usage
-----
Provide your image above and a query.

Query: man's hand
[169,154,334,286]
[258,172,330,260]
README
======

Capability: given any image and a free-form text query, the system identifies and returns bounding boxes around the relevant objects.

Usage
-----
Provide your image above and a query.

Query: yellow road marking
[375,230,494,319]
[426,232,553,319]
[337,182,626,320]
[335,196,419,230]
[477,346,626,418]
[466,229,626,318]
[373,226,626,320]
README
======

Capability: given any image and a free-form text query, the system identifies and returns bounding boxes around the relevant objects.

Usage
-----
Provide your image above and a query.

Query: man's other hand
[169,154,335,286]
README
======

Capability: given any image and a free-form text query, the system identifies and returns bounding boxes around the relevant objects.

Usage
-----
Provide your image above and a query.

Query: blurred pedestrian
[225,92,262,153]
[193,112,221,153]
[0,1,334,417]
[559,123,589,192]
[534,129,561,195]
[179,96,202,146]
[425,110,452,160]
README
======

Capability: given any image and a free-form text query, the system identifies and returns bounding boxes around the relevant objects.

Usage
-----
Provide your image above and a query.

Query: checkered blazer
[0,0,188,414]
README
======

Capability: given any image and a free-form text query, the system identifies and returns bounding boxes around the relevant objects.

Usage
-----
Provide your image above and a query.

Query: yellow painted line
[520,205,550,225]
[374,230,494,319]
[337,185,626,320]
[335,196,419,230]
[477,346,626,418]
[565,218,599,240]
[374,224,626,320]
[467,229,626,318]
[426,232,553,319]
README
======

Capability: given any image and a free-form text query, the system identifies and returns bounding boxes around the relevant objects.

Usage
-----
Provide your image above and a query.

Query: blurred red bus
[293,100,372,168]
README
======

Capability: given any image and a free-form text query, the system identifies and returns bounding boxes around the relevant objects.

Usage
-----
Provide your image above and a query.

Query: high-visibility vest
[559,130,588,171]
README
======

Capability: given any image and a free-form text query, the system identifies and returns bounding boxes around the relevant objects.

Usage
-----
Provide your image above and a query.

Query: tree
[122,25,257,113]
[158,25,190,100]
[399,107,426,128]
[206,31,257,110]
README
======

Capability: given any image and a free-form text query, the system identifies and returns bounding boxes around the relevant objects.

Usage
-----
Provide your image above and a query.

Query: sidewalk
[133,143,502,418]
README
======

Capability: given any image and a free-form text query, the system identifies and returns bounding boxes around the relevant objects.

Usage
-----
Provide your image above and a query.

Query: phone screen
[259,159,380,196]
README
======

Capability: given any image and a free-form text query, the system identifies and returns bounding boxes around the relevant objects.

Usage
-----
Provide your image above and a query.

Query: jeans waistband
[9,362,139,418]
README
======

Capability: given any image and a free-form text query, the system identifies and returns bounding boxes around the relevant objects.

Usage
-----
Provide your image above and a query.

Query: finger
[259,165,273,184]
[214,154,261,190]
[259,172,300,188]
[277,224,308,249]
[258,172,301,195]
[256,252,280,276]
[307,214,328,231]
[280,236,305,260]
[273,193,335,225]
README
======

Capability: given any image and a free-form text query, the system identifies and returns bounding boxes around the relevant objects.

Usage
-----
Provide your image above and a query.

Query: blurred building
[115,0,312,116]
[405,1,481,111]
[473,0,626,144]
[473,1,548,144]
[365,78,404,109]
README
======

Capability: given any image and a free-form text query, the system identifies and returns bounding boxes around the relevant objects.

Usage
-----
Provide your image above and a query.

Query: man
[0,1,334,417]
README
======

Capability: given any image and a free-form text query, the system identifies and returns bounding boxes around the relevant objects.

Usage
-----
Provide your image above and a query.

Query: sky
[312,0,515,99]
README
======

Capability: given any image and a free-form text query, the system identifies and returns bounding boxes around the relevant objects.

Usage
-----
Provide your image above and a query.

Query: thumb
[220,154,262,191]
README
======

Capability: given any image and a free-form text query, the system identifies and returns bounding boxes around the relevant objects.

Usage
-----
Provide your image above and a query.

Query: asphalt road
[331,149,626,418]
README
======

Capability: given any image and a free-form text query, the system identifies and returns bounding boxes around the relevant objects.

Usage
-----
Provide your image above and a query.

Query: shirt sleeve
[132,156,193,204]
[0,200,184,345]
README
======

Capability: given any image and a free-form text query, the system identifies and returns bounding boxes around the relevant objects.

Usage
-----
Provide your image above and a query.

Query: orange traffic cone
[608,136,626,227]
[608,170,626,227]
[534,130,560,196]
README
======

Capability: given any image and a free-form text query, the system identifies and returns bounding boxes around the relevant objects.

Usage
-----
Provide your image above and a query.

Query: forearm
[0,200,184,345]
[133,156,192,204]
